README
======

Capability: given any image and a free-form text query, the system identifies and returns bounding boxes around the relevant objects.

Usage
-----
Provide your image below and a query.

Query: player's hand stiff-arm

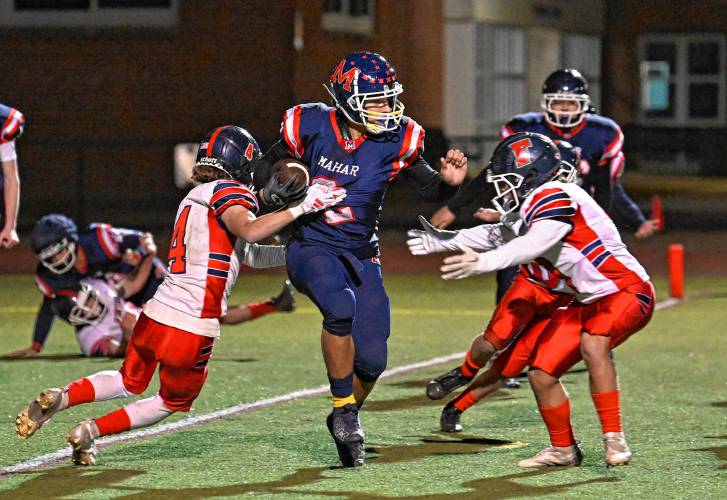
[440,220,571,280]
[221,184,346,243]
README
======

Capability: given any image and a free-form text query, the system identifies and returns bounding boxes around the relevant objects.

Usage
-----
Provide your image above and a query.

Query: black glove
[260,171,307,208]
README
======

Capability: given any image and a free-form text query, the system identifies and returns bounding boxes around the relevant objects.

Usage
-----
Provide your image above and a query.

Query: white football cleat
[517,443,583,468]
[603,432,632,466]
[68,420,100,466]
[16,388,68,439]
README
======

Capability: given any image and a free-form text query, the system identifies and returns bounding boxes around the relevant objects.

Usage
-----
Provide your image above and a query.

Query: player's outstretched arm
[440,220,570,280]
[407,215,508,256]
[222,184,346,243]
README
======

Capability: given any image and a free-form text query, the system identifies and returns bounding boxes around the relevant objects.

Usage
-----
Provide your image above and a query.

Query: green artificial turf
[0,273,725,499]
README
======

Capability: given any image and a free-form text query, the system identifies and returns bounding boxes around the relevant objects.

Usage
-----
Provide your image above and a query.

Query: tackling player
[257,51,467,467]
[15,125,345,466]
[434,132,654,467]
[0,102,25,248]
[6,214,165,358]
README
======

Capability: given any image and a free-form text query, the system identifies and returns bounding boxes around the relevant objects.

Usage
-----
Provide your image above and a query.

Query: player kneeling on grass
[412,132,654,467]
[15,125,345,466]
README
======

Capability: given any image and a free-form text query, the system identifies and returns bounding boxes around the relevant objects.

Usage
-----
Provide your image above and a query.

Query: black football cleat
[271,280,296,312]
[440,403,463,433]
[426,367,472,400]
[326,404,365,467]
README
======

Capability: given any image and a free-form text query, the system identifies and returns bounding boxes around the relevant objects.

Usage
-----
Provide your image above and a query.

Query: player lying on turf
[8,213,166,358]
[5,277,295,358]
[410,132,654,466]
[15,125,344,466]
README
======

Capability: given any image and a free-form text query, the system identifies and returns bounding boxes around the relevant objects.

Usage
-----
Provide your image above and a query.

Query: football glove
[407,215,459,255]
[440,246,487,280]
[261,170,307,208]
[290,184,347,218]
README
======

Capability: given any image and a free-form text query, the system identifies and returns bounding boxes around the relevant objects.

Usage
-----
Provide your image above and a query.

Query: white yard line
[1,297,683,477]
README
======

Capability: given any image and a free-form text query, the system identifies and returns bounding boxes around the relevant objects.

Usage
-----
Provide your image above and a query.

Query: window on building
[475,25,528,134]
[561,33,602,111]
[322,0,374,35]
[639,34,726,127]
[1,0,178,26]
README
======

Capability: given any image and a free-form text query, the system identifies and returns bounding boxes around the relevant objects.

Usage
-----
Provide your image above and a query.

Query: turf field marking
[0,297,684,477]
[0,352,466,476]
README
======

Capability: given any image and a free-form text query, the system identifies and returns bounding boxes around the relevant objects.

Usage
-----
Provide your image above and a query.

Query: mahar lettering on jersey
[317,155,359,176]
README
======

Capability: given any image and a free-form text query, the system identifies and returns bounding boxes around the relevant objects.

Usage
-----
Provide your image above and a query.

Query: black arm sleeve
[32,298,55,350]
[583,162,612,214]
[400,156,459,202]
[611,181,646,230]
[443,168,492,214]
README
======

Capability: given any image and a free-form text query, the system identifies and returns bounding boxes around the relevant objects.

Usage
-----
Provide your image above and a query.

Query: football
[271,158,310,193]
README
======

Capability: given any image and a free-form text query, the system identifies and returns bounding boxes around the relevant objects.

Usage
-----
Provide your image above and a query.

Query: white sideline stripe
[1,297,683,477]
[0,351,466,477]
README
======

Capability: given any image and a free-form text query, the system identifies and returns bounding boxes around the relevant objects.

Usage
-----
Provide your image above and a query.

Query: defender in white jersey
[438,133,654,467]
[70,278,138,357]
[16,126,346,466]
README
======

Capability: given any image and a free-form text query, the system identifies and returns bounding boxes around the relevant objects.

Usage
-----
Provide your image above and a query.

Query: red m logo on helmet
[244,143,254,161]
[331,59,358,92]
[509,139,533,168]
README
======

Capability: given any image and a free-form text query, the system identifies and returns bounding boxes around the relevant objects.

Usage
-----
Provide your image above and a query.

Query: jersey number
[324,206,355,225]
[168,205,191,274]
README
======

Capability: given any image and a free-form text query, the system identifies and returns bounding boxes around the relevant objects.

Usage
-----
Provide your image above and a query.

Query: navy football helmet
[196,126,262,184]
[324,51,404,134]
[486,133,561,215]
[554,140,580,183]
[541,68,590,128]
[31,214,79,274]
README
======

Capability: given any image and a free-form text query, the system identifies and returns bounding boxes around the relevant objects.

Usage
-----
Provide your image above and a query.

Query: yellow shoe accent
[332,394,356,408]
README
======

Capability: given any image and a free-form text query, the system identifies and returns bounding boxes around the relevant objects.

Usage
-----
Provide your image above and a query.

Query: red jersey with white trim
[143,180,258,337]
[281,103,424,253]
[519,181,649,303]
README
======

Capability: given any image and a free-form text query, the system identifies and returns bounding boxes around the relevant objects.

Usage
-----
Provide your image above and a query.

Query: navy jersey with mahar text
[281,103,424,254]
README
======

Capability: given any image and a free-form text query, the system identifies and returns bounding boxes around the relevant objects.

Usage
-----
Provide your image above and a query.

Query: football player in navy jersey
[8,214,297,358]
[6,214,164,357]
[431,69,658,237]
[0,103,25,248]
[256,51,467,467]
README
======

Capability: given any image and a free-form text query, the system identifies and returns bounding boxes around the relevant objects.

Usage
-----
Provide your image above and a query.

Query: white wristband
[289,205,305,218]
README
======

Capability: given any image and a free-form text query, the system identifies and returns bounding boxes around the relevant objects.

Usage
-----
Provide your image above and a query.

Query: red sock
[592,390,622,433]
[459,351,481,379]
[538,399,576,447]
[247,300,277,320]
[94,408,132,437]
[67,378,95,407]
[453,391,478,412]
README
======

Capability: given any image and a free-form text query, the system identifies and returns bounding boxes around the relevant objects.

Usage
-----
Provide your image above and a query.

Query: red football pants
[483,274,572,350]
[120,313,215,411]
